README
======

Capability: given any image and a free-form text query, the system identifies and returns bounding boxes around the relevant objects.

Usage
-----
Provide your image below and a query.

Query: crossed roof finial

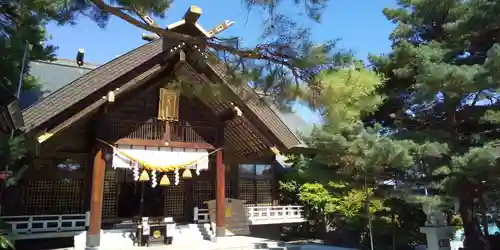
[141,5,235,41]
[183,5,202,24]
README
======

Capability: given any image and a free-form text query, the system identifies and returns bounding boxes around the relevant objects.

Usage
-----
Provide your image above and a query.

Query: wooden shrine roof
[22,39,168,131]
[21,40,302,156]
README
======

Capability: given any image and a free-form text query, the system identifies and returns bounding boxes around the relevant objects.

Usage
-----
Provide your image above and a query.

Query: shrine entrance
[140,183,165,217]
[116,169,193,221]
[109,145,213,223]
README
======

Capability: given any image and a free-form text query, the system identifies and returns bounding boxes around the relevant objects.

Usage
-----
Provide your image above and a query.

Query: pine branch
[89,0,318,84]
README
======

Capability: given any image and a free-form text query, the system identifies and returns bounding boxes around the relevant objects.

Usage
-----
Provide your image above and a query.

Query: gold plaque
[158,88,180,121]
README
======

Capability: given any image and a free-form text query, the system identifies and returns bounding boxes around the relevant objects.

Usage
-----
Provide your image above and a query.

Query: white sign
[143,224,150,235]
[166,223,176,237]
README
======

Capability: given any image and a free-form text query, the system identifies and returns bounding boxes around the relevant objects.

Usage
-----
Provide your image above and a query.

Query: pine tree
[0,0,70,179]
[369,1,500,249]
[279,68,430,249]
[0,0,62,92]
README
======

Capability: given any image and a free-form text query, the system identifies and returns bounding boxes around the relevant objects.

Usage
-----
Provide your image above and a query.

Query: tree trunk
[480,194,489,236]
[459,186,490,250]
[478,189,490,237]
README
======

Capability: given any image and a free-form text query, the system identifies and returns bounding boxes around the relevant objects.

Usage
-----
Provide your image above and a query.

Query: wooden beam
[183,5,202,23]
[186,53,300,149]
[86,148,106,248]
[177,62,273,154]
[215,142,226,237]
[114,138,214,149]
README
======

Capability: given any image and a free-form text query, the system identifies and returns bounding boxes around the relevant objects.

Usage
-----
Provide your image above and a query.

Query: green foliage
[366,0,500,249]
[274,31,430,248]
[0,135,29,187]
[0,217,15,249]
[0,0,59,93]
[0,136,27,168]
[0,235,14,250]
[302,68,386,129]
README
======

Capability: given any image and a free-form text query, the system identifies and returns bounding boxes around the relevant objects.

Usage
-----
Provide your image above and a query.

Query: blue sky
[46,0,397,123]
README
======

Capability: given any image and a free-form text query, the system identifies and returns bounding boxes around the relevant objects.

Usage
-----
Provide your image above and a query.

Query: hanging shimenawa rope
[96,138,222,173]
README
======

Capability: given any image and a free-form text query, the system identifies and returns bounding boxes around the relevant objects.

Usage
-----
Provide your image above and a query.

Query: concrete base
[85,234,100,248]
[74,230,135,250]
[215,226,226,237]
[420,226,453,250]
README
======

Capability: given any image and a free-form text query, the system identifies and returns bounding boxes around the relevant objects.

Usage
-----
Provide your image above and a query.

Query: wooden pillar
[86,148,106,249]
[215,148,226,237]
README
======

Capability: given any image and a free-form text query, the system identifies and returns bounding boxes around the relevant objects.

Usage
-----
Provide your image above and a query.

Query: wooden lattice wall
[102,167,118,219]
[256,179,272,205]
[194,179,212,208]
[163,172,185,220]
[239,179,255,205]
[2,156,85,216]
[226,179,233,199]
[24,179,84,214]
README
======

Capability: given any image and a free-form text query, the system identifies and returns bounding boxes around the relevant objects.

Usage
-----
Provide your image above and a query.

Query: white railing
[246,206,305,225]
[193,207,210,223]
[1,212,90,235]
[193,205,305,225]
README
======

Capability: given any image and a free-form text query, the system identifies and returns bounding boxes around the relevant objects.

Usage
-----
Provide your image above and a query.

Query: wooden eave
[0,85,23,132]
[35,63,177,154]
[181,49,302,151]
[205,61,302,149]
[21,39,173,133]
[175,62,269,158]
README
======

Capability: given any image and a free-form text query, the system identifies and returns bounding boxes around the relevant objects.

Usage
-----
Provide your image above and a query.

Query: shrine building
[1,6,310,249]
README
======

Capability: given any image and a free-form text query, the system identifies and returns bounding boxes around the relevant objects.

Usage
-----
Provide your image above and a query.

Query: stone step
[174,231,212,237]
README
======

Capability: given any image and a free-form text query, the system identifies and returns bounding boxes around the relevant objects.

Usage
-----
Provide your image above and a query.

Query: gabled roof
[26,58,314,142]
[23,6,306,153]
[22,41,302,152]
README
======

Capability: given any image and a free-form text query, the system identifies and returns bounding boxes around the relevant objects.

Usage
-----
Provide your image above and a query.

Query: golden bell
[159,175,171,186]
[182,169,192,179]
[139,170,150,181]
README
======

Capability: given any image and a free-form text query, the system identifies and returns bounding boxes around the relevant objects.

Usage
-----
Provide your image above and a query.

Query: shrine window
[238,164,273,206]
[238,164,272,178]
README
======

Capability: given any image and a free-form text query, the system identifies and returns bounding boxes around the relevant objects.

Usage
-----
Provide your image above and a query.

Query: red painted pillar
[215,149,226,237]
[86,149,105,249]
